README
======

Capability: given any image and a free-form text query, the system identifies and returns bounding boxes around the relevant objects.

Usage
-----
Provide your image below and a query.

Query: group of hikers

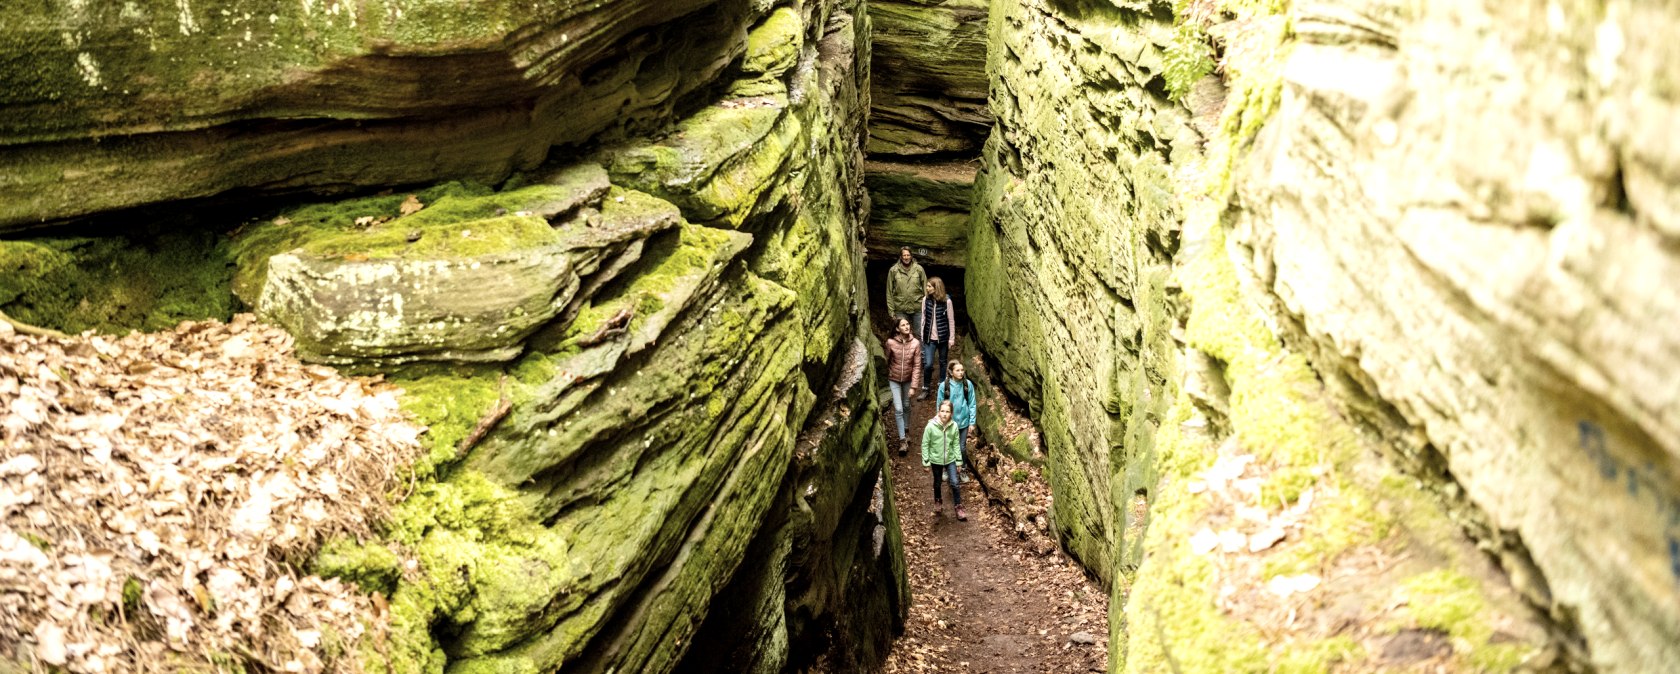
[883,247,981,522]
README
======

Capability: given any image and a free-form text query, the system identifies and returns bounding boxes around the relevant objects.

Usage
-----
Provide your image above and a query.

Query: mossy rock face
[0,229,236,334]
[867,0,991,157]
[978,0,1672,670]
[604,86,802,229]
[233,165,692,365]
[0,0,758,229]
[259,242,576,364]
[336,4,902,673]
[863,160,975,266]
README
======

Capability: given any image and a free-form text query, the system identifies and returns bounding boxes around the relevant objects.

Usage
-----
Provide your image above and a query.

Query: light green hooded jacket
[921,418,962,467]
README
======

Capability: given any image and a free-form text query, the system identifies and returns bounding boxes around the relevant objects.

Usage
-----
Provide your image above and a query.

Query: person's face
[925,281,935,294]
[900,250,913,265]
[951,364,965,380]
[897,319,911,335]
[938,403,953,422]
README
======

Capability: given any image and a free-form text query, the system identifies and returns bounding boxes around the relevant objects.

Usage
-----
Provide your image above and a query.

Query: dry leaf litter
[0,314,423,672]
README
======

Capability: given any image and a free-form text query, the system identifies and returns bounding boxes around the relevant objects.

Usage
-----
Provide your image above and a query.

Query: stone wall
[1226,2,1680,670]
[968,0,1677,671]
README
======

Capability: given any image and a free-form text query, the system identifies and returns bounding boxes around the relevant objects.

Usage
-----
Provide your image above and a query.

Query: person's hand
[910,387,918,397]
[948,339,955,349]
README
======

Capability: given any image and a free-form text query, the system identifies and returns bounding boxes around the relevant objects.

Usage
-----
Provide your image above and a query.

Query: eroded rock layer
[2,0,747,229]
[970,0,1678,671]
[862,0,989,267]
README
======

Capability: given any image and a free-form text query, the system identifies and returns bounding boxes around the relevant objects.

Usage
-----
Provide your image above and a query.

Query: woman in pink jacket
[883,317,922,455]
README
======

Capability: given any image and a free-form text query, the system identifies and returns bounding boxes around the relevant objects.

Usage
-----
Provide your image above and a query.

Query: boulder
[234,164,689,365]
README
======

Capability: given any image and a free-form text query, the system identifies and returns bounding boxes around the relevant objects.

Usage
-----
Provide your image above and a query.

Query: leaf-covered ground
[0,315,421,673]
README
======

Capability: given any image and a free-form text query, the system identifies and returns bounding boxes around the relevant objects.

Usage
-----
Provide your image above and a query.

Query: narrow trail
[880,376,1109,674]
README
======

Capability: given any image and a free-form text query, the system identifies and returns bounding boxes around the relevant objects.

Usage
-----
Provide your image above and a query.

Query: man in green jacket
[887,247,927,336]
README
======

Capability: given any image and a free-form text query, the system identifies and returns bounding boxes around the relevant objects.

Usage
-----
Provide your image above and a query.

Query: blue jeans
[931,462,962,506]
[888,380,910,440]
[923,339,949,390]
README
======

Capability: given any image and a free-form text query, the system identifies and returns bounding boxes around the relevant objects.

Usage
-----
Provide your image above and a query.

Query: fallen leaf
[398,194,424,216]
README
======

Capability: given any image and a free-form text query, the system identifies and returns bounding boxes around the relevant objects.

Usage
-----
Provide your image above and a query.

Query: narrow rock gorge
[2,0,1677,673]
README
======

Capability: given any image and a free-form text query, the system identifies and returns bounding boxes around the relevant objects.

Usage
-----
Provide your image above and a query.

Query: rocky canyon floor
[878,369,1109,674]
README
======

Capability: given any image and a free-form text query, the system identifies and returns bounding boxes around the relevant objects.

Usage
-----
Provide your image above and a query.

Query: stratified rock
[867,0,990,157]
[345,5,903,674]
[1227,2,1680,670]
[0,0,758,230]
[260,241,576,364]
[233,165,684,365]
[864,160,974,267]
[604,87,801,229]
[967,0,1632,665]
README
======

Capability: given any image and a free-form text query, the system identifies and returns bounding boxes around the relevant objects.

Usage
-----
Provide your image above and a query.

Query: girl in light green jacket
[922,400,967,521]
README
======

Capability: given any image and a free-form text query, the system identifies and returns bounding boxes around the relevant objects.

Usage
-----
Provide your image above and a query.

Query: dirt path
[881,386,1109,674]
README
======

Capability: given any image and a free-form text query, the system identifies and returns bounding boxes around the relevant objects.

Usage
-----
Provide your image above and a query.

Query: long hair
[928,277,947,302]
[893,317,913,341]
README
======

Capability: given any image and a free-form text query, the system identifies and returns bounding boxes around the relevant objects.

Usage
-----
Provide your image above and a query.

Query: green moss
[548,224,742,354]
[1274,636,1362,673]
[121,577,143,616]
[1162,21,1215,101]
[0,229,235,334]
[367,470,584,673]
[605,91,798,228]
[313,538,403,596]
[1262,480,1390,578]
[742,7,802,76]
[16,531,49,551]
[390,364,506,478]
[229,181,579,303]
[1391,569,1534,670]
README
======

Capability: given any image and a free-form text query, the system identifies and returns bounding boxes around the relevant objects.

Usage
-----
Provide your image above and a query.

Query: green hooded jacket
[887,261,927,315]
[921,419,963,467]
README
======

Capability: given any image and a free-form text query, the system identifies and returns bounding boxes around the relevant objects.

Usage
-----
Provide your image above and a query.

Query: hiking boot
[956,506,968,521]
[897,439,907,457]
[932,505,942,517]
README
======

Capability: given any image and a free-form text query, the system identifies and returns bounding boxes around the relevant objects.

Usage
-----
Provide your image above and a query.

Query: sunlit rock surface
[965,0,1678,671]
[866,0,990,157]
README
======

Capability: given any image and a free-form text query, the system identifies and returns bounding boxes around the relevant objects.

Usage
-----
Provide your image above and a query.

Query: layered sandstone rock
[962,0,1680,670]
[866,0,991,157]
[862,0,989,268]
[1,2,905,673]
[1226,2,1680,670]
[0,0,750,229]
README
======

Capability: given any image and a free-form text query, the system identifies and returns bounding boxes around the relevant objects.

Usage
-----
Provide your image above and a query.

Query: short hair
[939,400,954,411]
[900,246,912,254]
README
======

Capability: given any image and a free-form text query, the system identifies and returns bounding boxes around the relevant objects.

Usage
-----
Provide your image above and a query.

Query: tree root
[0,308,69,339]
